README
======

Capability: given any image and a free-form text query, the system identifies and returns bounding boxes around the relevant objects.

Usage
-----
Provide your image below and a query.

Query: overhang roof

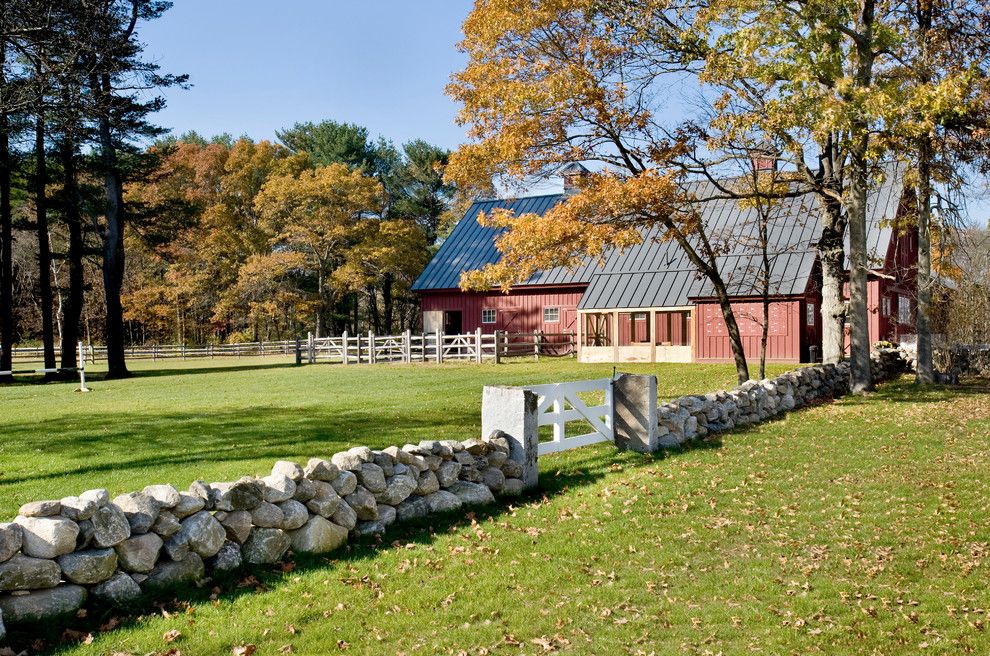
[412,164,905,311]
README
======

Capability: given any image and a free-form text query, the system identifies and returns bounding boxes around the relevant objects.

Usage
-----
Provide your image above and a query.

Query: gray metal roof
[413,164,906,310]
[411,194,594,291]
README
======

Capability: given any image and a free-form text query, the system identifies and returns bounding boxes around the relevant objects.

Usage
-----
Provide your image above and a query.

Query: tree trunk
[818,197,847,363]
[713,280,750,383]
[913,1,934,384]
[0,41,12,383]
[846,0,876,394]
[847,137,873,393]
[35,109,57,379]
[316,269,324,338]
[96,73,129,379]
[382,274,394,334]
[915,142,933,383]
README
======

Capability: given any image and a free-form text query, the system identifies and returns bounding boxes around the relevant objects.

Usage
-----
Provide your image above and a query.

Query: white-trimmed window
[543,306,560,323]
[806,303,816,326]
[881,297,892,317]
[898,295,911,324]
[481,308,497,324]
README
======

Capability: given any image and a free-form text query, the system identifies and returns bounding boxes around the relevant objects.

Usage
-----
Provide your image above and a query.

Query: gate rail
[524,378,614,455]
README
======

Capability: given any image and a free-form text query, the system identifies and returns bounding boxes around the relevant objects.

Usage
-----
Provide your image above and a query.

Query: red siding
[656,311,690,346]
[694,300,803,363]
[419,287,584,334]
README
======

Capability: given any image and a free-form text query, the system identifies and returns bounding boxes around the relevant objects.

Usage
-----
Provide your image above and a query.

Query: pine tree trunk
[382,274,394,334]
[35,110,57,379]
[96,73,129,379]
[0,41,12,383]
[818,197,847,363]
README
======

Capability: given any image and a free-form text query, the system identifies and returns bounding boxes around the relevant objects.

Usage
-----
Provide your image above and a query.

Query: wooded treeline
[124,126,455,346]
[0,0,457,381]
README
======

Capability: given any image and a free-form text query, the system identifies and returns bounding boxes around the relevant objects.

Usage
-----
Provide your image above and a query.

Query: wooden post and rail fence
[3,331,576,370]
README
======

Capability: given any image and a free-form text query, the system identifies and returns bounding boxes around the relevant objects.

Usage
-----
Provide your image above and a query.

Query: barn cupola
[748,140,779,173]
[560,162,591,194]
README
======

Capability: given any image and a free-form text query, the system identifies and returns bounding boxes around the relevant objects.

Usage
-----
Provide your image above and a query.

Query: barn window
[881,297,892,317]
[806,303,816,326]
[631,312,650,343]
[898,295,911,324]
[543,307,560,323]
[481,308,496,324]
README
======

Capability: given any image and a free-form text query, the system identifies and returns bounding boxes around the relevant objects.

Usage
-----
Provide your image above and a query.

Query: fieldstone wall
[0,435,525,638]
[656,349,911,446]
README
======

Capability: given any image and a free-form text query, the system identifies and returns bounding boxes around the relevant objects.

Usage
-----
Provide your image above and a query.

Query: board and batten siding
[694,300,803,363]
[419,287,585,334]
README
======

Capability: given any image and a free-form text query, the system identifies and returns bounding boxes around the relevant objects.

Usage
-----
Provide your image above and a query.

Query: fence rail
[6,331,576,366]
[308,330,575,365]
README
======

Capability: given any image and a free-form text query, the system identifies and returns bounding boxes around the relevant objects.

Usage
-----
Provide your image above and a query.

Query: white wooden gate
[525,378,614,455]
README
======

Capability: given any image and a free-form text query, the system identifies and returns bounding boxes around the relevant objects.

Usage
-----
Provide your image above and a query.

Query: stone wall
[0,435,527,638]
[933,345,990,379]
[655,349,910,447]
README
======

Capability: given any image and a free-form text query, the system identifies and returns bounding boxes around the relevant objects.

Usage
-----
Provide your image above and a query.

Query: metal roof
[413,164,905,311]
[411,194,595,291]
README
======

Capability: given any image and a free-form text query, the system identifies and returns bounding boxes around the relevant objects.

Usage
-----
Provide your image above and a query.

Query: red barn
[412,165,917,364]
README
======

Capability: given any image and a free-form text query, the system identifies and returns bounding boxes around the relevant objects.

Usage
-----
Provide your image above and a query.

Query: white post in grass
[369,331,375,365]
[435,329,443,364]
[342,331,349,365]
[307,332,315,364]
[475,327,483,364]
[77,341,90,392]
[404,329,411,364]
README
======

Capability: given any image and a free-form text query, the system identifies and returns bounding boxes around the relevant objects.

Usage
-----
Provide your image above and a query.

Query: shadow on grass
[0,405,480,489]
[7,438,720,654]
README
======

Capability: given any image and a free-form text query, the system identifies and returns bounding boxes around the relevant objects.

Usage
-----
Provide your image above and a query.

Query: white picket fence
[307,330,576,365]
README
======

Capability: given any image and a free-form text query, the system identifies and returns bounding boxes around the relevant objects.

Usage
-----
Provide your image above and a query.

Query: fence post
[613,374,658,453]
[77,341,90,393]
[435,330,443,364]
[404,329,411,364]
[534,330,542,361]
[295,337,302,366]
[494,331,502,365]
[342,331,349,365]
[475,327,483,364]
[481,386,539,489]
[260,341,265,357]
[307,332,315,364]
[369,331,376,365]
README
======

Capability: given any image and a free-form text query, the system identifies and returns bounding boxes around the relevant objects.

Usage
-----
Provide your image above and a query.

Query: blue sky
[140,1,987,223]
[141,0,471,149]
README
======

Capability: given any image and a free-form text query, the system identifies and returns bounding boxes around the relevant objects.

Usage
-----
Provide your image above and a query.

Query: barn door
[499,310,519,332]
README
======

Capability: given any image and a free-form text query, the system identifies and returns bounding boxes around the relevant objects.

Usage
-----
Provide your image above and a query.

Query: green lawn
[0,356,779,520]
[3,359,989,655]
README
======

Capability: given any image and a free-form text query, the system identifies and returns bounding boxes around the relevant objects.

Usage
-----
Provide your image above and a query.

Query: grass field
[0,356,785,520]
[2,359,989,655]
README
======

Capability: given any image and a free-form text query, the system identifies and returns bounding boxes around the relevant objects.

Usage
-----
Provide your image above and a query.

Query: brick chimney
[560,162,591,194]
